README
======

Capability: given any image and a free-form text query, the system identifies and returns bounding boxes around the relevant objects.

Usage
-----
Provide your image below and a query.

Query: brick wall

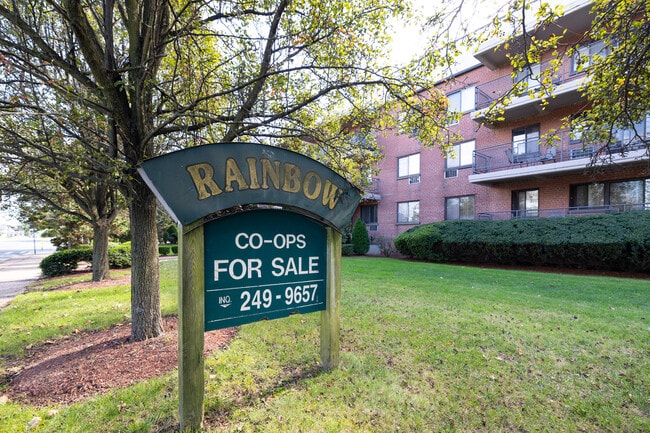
[363,37,649,243]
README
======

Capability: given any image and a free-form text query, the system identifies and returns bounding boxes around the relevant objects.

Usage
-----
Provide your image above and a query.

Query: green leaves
[395,211,650,273]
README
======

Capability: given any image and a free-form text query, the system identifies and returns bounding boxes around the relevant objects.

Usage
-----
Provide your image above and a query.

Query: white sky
[388,0,501,66]
[389,0,567,66]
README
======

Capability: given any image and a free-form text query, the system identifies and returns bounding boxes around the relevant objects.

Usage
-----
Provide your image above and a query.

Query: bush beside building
[394,212,650,273]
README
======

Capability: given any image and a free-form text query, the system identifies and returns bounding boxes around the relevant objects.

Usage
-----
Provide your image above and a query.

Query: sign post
[178,222,205,429]
[321,227,342,370]
[138,143,360,430]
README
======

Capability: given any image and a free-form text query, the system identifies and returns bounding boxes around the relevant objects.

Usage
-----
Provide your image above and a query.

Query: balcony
[474,0,595,70]
[361,178,381,202]
[471,58,588,125]
[476,203,650,221]
[469,131,648,184]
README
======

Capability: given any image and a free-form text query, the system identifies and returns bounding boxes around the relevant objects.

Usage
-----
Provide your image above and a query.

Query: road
[0,236,56,309]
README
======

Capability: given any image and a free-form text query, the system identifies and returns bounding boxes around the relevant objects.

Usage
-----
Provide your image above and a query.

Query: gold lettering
[261,159,281,190]
[282,163,301,193]
[246,157,261,190]
[302,171,322,200]
[224,158,249,192]
[186,163,222,200]
[321,180,342,209]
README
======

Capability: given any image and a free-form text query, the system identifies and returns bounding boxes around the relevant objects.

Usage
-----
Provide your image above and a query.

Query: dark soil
[4,273,236,406]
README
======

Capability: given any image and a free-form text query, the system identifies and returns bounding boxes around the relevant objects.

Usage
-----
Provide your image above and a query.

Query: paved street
[0,236,55,309]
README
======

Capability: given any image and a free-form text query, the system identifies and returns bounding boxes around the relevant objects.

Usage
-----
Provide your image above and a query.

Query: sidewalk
[0,253,48,310]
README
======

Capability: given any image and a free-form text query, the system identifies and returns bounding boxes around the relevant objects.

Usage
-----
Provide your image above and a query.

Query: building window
[572,183,605,207]
[397,153,420,179]
[572,179,650,210]
[512,189,539,218]
[514,62,541,89]
[447,86,476,124]
[512,125,540,156]
[360,205,378,231]
[610,180,647,206]
[445,196,475,220]
[448,86,476,113]
[569,114,587,143]
[572,40,609,73]
[613,114,650,147]
[446,140,475,171]
[397,201,419,224]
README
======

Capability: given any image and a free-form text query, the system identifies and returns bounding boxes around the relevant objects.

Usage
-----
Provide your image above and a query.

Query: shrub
[394,224,444,262]
[40,243,132,277]
[40,248,92,277]
[159,245,172,256]
[342,244,355,256]
[108,243,131,268]
[162,224,178,244]
[394,212,650,273]
[375,235,396,257]
[351,219,370,255]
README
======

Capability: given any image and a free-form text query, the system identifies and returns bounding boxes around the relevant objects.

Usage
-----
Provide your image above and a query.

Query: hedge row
[40,243,133,277]
[158,244,178,256]
[394,211,650,273]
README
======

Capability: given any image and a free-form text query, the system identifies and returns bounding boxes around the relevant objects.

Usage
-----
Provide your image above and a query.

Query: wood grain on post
[178,223,205,431]
[320,227,342,371]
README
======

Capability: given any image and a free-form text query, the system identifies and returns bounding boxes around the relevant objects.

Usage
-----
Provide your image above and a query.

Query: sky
[389,0,568,66]
[388,0,504,66]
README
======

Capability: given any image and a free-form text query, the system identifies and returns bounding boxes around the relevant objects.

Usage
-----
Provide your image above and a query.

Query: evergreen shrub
[352,219,370,255]
[40,242,133,277]
[394,212,650,273]
[394,224,444,262]
[40,247,92,277]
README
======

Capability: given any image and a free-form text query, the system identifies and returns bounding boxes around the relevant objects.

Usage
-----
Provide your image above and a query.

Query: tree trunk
[129,178,163,341]
[91,219,112,282]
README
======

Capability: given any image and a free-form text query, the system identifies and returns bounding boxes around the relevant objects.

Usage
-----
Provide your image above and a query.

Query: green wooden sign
[204,209,326,330]
[137,142,360,231]
[137,142,359,431]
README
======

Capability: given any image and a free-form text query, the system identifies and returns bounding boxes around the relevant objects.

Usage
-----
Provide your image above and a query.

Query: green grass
[1,258,648,432]
[0,266,177,361]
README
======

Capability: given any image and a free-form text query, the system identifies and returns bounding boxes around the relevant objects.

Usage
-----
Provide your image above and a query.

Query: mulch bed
[4,274,236,406]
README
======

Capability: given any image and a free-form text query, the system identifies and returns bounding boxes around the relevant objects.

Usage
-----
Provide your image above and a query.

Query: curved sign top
[137,142,361,231]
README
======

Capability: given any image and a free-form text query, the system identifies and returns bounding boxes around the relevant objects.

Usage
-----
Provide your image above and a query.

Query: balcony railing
[476,203,650,221]
[361,178,381,201]
[472,130,647,175]
[474,57,585,111]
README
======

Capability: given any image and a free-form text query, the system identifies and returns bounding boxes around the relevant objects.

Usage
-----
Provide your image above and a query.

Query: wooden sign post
[138,143,359,431]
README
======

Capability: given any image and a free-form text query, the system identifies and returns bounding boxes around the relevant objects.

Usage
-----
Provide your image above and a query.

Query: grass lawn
[0,257,648,432]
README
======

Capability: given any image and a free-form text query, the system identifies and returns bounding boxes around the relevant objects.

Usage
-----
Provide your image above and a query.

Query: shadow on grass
[202,362,325,429]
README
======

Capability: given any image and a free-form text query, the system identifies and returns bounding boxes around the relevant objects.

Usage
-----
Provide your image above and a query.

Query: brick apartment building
[358,0,649,241]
